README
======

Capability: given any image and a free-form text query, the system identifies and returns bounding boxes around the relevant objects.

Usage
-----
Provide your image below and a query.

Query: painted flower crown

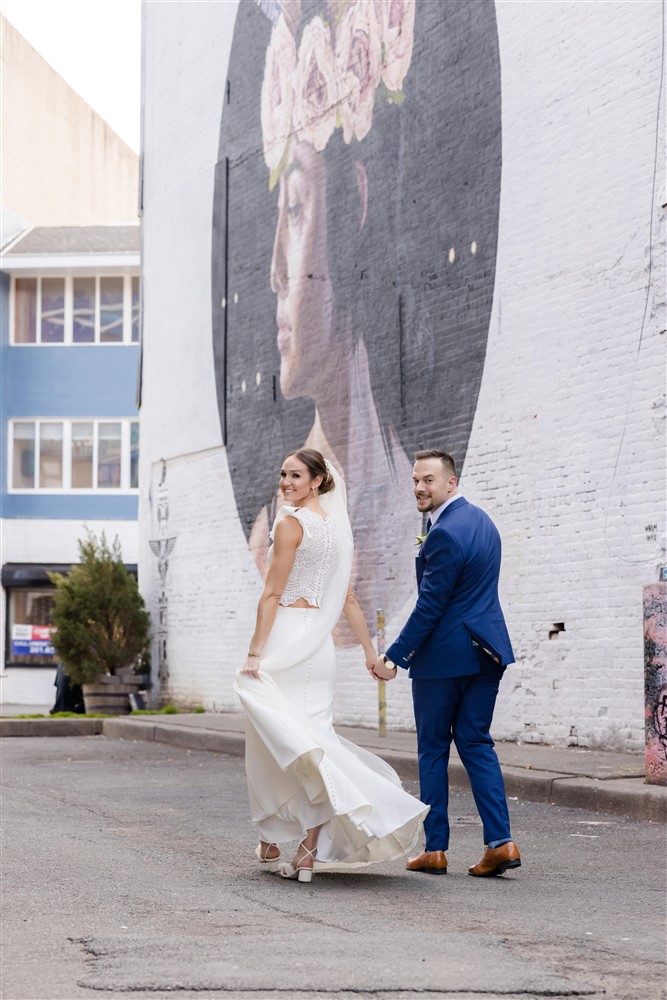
[261,0,416,190]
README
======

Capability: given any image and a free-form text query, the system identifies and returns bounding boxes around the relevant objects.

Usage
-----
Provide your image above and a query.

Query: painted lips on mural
[212,0,502,633]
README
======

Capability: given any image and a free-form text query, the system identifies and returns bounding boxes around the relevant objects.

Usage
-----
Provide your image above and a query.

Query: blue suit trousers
[411,649,511,850]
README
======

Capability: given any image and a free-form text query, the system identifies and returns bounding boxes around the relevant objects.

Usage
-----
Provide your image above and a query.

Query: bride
[234,448,428,883]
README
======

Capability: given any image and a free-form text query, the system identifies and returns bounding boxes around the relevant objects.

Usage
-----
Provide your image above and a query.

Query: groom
[373,450,521,877]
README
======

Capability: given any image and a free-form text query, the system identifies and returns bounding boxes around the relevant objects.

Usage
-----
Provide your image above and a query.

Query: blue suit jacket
[386,496,514,679]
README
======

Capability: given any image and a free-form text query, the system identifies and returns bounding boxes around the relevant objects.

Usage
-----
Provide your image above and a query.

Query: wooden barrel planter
[82,674,146,716]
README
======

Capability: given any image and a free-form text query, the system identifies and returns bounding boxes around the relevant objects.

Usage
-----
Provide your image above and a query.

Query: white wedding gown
[234,490,428,873]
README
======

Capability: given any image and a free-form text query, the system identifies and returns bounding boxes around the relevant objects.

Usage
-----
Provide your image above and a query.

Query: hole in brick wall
[548,622,566,639]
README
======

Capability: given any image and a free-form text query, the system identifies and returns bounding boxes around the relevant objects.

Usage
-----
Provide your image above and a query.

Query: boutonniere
[415,533,428,548]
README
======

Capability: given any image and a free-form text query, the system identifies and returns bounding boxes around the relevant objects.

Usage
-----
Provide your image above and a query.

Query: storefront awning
[1,563,138,587]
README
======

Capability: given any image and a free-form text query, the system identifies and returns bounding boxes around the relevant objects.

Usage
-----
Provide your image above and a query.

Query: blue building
[1,226,140,705]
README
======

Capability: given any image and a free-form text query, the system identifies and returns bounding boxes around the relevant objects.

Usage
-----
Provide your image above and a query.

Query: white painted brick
[139,1,666,750]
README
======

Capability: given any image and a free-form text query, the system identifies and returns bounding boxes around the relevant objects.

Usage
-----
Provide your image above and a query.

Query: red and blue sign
[11,625,56,657]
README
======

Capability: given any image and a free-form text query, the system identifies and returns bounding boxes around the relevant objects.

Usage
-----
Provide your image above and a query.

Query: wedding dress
[234,467,428,872]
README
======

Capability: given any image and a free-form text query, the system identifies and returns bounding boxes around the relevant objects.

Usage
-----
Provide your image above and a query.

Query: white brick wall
[139,1,666,750]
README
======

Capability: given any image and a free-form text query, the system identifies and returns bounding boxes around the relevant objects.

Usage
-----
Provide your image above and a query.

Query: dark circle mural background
[212,0,502,543]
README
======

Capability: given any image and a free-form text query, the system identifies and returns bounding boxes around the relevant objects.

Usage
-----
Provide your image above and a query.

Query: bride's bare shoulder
[273,511,303,545]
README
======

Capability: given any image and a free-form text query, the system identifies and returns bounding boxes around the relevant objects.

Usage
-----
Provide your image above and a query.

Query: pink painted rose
[376,0,415,95]
[261,14,297,175]
[292,16,337,152]
[335,0,382,144]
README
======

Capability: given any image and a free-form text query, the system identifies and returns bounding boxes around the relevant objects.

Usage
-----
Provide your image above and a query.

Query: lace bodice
[273,507,338,608]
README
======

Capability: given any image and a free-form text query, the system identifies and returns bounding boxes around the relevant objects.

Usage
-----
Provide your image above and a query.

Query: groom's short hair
[414,450,457,478]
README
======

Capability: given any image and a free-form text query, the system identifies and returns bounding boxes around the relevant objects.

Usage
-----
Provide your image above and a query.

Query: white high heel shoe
[255,843,281,873]
[280,844,317,883]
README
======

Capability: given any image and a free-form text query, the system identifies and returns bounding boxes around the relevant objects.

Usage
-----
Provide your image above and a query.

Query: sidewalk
[1,706,665,823]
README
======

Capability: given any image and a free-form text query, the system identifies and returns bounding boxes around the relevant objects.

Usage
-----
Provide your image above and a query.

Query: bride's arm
[242,516,302,677]
[342,591,377,673]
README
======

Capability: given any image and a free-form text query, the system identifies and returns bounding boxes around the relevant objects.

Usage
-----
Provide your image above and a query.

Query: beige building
[0,14,139,239]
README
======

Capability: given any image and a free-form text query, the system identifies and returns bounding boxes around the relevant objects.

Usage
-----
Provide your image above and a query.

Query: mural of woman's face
[270,140,334,400]
[215,1,502,543]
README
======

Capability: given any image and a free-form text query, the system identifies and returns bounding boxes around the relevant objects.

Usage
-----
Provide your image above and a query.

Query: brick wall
[139,0,666,750]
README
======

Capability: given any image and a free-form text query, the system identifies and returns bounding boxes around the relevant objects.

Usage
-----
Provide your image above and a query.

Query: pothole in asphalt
[73,934,597,995]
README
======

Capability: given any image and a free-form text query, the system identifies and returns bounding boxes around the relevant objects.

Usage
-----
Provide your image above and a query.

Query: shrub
[49,531,150,687]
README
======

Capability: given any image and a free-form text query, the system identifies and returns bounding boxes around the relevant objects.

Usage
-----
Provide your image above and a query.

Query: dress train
[234,607,428,872]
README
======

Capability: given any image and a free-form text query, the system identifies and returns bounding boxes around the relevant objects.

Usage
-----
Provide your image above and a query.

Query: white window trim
[8,418,140,495]
[63,422,72,489]
[10,274,140,346]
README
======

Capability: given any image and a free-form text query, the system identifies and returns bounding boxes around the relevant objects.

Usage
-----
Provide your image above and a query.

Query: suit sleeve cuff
[385,643,410,669]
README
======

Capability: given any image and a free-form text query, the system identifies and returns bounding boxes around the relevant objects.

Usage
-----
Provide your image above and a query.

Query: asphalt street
[1,736,665,1000]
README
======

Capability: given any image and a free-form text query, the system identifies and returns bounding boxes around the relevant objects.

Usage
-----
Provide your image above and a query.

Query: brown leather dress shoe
[468,841,521,877]
[406,850,448,874]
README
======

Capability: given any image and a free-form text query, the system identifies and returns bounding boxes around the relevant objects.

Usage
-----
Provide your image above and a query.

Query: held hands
[365,649,378,677]
[372,654,398,682]
[363,645,398,681]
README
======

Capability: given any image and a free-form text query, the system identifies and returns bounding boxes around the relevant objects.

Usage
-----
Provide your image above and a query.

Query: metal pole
[376,608,387,737]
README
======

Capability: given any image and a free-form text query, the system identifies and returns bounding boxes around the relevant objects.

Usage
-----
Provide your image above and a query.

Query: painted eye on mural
[287,200,303,224]
[212,0,502,629]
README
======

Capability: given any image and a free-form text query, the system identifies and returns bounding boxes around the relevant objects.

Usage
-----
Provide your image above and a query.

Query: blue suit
[386,496,514,850]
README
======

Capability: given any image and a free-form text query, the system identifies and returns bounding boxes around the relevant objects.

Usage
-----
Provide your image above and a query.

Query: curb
[0,718,104,737]
[3,716,665,824]
[549,775,666,823]
[102,718,242,756]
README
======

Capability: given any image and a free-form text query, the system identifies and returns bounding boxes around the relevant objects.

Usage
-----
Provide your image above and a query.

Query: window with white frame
[10,419,139,491]
[12,275,140,345]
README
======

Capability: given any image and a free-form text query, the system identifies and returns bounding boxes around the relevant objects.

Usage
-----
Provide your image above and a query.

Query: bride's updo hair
[289,449,335,495]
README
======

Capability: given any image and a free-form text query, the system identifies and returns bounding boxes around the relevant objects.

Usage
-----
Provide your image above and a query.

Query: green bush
[13,712,109,719]
[129,705,180,716]
[49,531,150,687]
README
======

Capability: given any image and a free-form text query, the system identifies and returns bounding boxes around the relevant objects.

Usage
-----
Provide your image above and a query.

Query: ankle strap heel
[255,843,281,872]
[280,844,317,882]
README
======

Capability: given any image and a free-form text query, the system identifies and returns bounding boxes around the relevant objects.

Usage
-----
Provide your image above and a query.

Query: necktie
[425,518,432,533]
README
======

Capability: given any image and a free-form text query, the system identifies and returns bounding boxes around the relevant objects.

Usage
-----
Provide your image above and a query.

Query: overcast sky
[2,0,142,152]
